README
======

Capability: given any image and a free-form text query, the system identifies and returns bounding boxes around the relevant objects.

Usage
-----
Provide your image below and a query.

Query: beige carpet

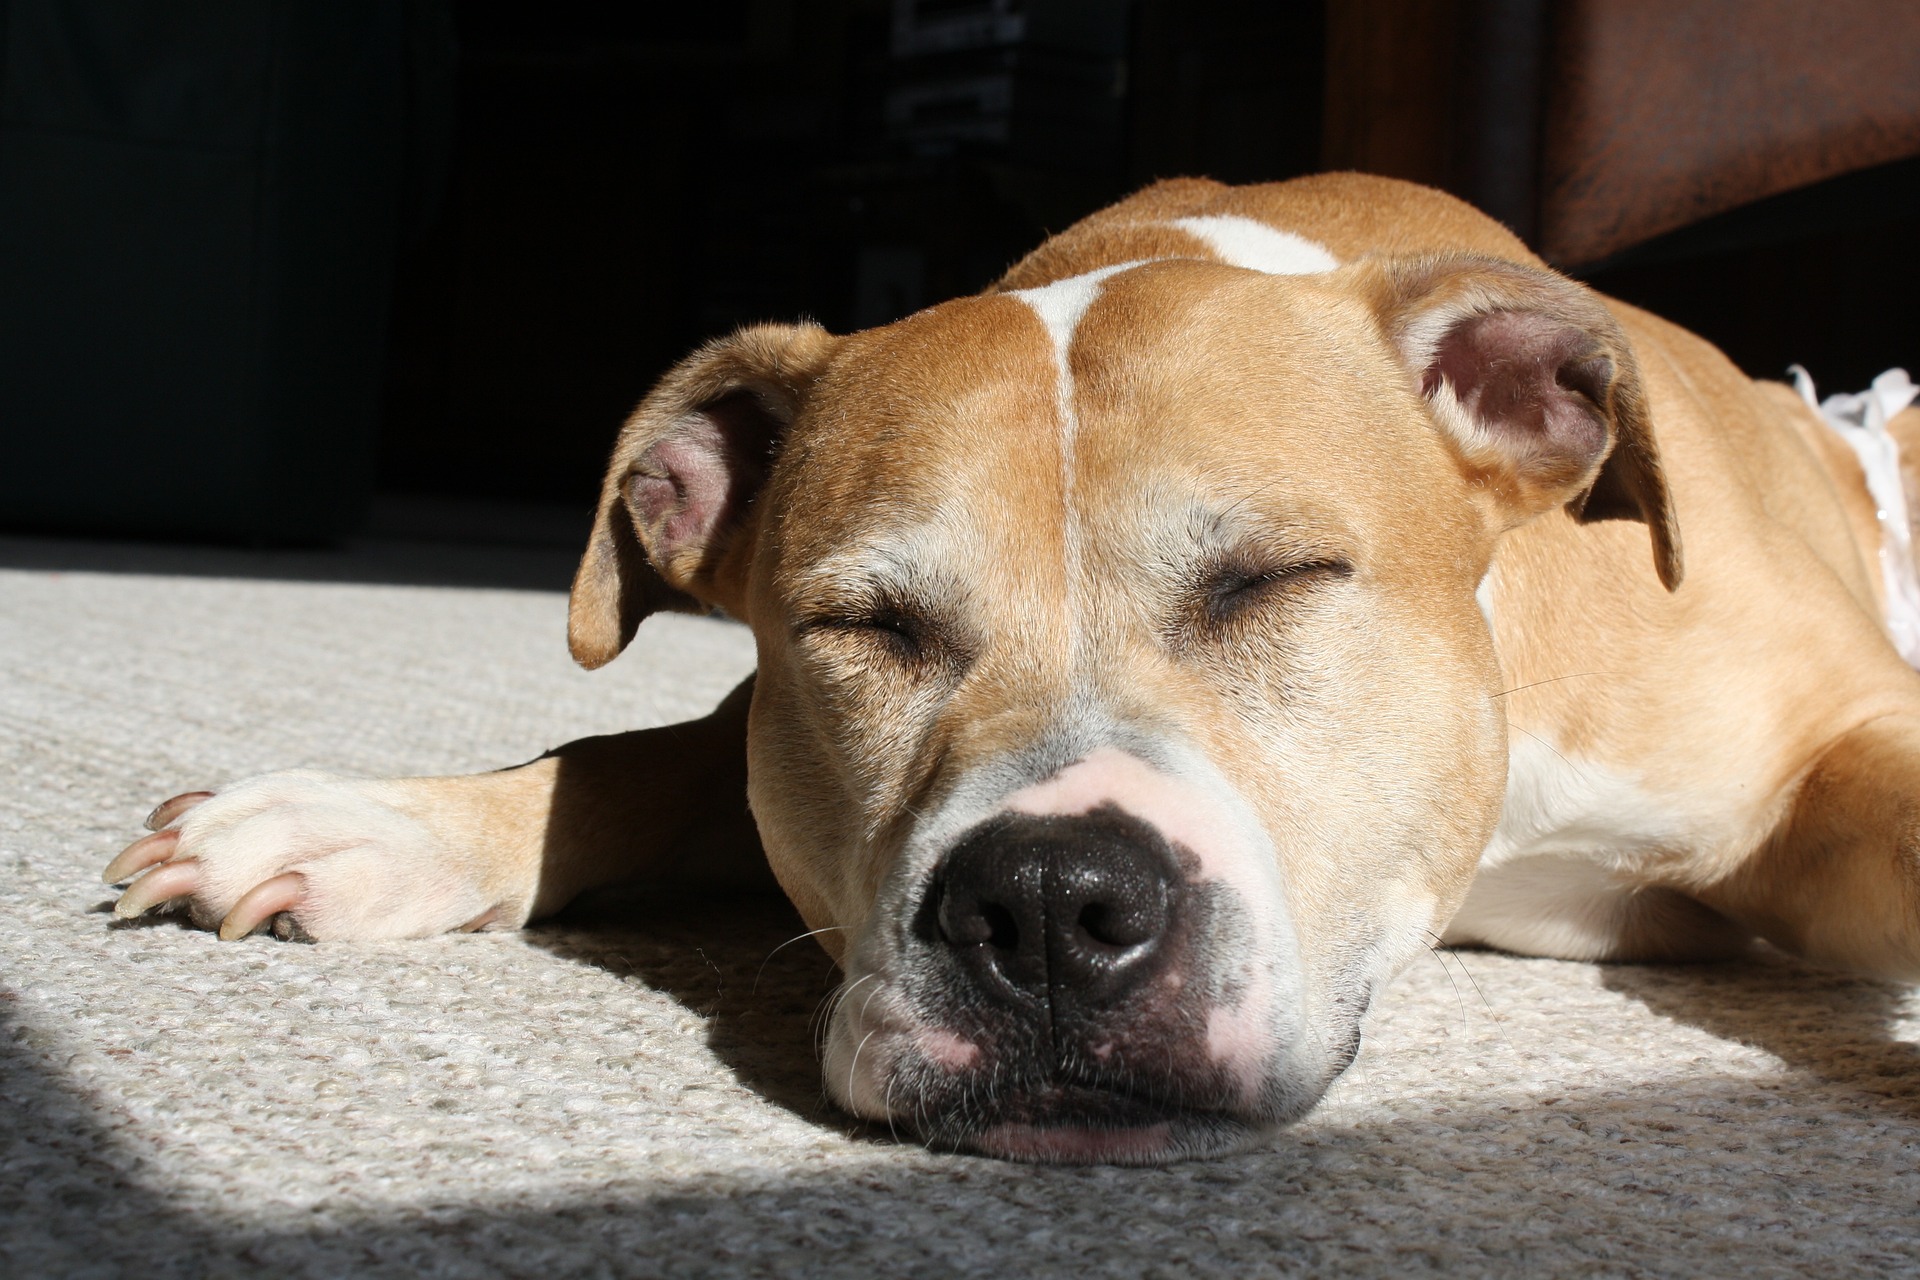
[5,532,1919,1279]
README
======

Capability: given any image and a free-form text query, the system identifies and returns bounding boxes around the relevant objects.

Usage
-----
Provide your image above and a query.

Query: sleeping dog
[104,173,1920,1164]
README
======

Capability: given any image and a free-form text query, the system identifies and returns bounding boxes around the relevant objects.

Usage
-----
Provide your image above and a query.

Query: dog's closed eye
[1198,557,1352,628]
[840,608,930,659]
[800,601,964,672]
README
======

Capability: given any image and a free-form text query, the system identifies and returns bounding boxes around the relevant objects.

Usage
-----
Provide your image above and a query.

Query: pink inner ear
[625,392,780,568]
[1425,310,1611,469]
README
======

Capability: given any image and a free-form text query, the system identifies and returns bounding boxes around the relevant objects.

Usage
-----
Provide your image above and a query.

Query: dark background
[2,0,1916,544]
[382,0,1327,509]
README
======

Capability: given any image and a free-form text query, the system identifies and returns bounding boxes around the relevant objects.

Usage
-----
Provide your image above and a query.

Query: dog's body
[106,174,1920,1163]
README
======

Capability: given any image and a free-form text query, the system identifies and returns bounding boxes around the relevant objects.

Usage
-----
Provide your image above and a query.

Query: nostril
[936,893,986,945]
[981,902,1020,951]
[935,886,1022,951]
[1077,899,1159,950]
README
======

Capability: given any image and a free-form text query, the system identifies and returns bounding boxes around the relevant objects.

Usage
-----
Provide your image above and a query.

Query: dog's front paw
[102,771,510,941]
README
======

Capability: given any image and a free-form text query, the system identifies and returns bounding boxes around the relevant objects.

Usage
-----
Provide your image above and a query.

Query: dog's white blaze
[1009,261,1142,350]
[1011,262,1146,639]
[1168,215,1339,276]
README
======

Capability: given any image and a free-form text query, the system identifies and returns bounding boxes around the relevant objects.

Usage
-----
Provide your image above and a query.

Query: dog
[103,173,1920,1164]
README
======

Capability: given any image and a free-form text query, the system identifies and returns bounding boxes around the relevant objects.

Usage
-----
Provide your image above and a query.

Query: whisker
[856,977,887,1029]
[753,925,846,996]
[1492,671,1616,699]
[1429,934,1513,1053]
[1507,722,1580,774]
[848,1028,879,1123]
[812,972,877,1064]
[1426,934,1472,1027]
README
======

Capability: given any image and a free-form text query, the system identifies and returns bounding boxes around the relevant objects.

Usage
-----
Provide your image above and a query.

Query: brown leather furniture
[1325,0,1920,269]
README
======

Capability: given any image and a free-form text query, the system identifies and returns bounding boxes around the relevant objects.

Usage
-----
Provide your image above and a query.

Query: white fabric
[1794,366,1920,666]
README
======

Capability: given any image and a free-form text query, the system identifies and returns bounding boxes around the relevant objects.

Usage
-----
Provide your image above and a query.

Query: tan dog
[104,174,1920,1164]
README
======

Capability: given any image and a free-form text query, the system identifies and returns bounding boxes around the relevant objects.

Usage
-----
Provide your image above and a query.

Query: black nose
[931,805,1178,1010]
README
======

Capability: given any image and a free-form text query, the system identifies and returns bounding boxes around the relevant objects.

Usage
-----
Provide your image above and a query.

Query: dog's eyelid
[794,595,949,651]
[1207,553,1353,591]
[1195,553,1354,626]
[796,588,918,628]
[803,607,918,636]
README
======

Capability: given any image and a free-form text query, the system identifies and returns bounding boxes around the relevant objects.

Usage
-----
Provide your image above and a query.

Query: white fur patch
[1475,567,1497,629]
[1168,215,1339,276]
[1445,735,1692,957]
[1446,853,1652,960]
[1010,262,1146,639]
[1477,735,1687,871]
[1793,366,1920,666]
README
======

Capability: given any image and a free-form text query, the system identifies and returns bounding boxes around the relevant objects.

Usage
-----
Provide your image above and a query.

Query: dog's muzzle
[890,803,1283,1162]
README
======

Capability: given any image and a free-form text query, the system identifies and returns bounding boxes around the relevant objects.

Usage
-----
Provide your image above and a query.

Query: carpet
[4,532,1918,1278]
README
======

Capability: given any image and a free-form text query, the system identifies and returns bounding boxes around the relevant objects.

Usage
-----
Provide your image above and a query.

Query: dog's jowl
[104,174,1920,1163]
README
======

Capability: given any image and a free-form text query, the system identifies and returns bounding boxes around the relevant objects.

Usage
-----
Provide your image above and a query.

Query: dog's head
[568,252,1678,1162]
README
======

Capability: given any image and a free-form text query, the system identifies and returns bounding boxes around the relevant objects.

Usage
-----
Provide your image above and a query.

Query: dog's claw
[459,906,503,932]
[113,860,201,918]
[218,873,307,941]
[103,771,501,941]
[145,791,214,832]
[103,829,180,884]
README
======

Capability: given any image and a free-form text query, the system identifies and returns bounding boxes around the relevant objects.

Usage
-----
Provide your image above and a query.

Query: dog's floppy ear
[569,322,840,669]
[1360,254,1683,590]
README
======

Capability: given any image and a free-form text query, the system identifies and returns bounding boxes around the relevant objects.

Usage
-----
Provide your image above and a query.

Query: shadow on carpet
[12,892,1920,1278]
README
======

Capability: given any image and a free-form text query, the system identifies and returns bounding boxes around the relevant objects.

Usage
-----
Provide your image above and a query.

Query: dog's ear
[1360,254,1683,590]
[569,322,840,669]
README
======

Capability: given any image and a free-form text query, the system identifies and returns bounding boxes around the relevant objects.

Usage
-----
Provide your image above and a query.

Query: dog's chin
[960,1117,1263,1164]
[921,1086,1271,1165]
[967,1121,1180,1164]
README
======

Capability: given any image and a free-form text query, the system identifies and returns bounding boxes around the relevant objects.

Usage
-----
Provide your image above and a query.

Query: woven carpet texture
[3,535,1918,1278]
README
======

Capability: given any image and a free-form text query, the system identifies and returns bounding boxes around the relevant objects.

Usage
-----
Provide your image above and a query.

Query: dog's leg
[102,677,763,941]
[1707,712,1920,979]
